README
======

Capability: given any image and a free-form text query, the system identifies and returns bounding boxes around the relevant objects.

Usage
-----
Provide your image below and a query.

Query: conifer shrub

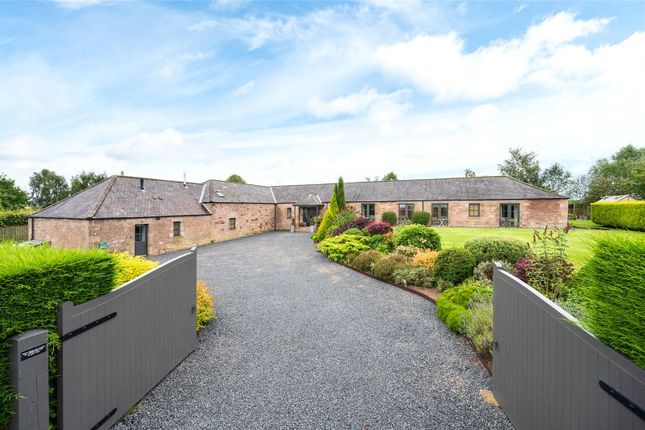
[590,201,645,231]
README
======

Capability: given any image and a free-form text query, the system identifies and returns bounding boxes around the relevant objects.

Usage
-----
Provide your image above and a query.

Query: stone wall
[208,203,275,241]
[88,215,213,255]
[29,218,90,249]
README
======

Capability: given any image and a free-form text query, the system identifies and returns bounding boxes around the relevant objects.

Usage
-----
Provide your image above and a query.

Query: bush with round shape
[393,224,441,250]
[411,249,439,270]
[367,221,392,235]
[317,234,370,264]
[411,211,430,225]
[473,260,515,283]
[382,211,397,225]
[371,254,409,283]
[395,245,419,258]
[351,249,383,273]
[392,266,434,288]
[434,248,476,285]
[436,281,492,333]
[464,237,531,265]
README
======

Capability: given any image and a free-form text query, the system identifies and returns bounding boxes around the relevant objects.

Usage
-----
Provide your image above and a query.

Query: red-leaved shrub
[367,221,392,235]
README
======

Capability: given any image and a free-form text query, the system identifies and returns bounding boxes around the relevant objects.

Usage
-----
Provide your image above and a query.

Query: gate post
[8,330,49,430]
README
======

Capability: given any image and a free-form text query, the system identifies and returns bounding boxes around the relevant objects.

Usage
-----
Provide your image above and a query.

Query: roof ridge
[206,179,273,189]
[118,174,202,185]
[90,176,118,218]
[270,176,509,187]
[501,175,567,199]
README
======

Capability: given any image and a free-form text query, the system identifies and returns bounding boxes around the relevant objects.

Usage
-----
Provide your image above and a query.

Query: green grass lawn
[434,227,645,268]
[568,219,605,229]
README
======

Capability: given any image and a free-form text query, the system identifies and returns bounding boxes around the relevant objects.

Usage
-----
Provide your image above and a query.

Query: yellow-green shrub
[113,252,159,287]
[196,280,215,331]
[590,201,645,231]
[412,249,439,269]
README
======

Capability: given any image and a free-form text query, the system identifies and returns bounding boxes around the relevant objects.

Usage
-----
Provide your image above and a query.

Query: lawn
[434,227,645,268]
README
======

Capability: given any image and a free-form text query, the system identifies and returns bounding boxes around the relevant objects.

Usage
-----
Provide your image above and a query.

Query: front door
[134,224,148,256]
[301,206,320,227]
[500,204,520,227]
[431,203,449,226]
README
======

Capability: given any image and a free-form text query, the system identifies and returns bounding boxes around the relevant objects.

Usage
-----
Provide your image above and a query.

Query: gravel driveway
[113,232,512,429]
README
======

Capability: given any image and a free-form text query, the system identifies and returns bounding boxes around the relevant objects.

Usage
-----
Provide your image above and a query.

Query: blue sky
[1,0,644,189]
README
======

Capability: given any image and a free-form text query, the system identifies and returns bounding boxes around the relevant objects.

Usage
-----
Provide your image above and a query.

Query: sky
[1,0,644,190]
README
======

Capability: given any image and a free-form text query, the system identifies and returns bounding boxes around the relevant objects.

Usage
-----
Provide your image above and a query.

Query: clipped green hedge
[464,237,532,264]
[436,282,493,333]
[411,211,430,225]
[590,201,645,231]
[577,236,645,368]
[382,211,397,225]
[0,244,117,427]
[0,209,32,227]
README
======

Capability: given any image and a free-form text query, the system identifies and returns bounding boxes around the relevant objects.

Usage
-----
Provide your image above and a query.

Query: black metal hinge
[599,380,645,421]
[61,312,117,342]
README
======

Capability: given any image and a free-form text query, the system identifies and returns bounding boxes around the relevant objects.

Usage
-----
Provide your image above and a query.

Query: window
[398,203,414,220]
[287,207,292,219]
[468,204,480,217]
[431,203,449,226]
[229,218,236,230]
[173,221,181,236]
[361,203,375,219]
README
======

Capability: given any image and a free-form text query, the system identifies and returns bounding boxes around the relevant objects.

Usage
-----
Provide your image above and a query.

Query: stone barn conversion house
[29,175,567,255]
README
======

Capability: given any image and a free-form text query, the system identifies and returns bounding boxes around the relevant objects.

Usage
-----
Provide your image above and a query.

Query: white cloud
[52,0,107,9]
[375,12,614,101]
[307,87,382,118]
[233,81,255,96]
[466,104,500,125]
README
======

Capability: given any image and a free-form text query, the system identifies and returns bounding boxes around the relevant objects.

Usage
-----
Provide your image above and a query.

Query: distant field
[434,227,645,268]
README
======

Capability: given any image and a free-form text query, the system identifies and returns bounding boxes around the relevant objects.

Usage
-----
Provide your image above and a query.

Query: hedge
[0,244,117,426]
[436,282,493,333]
[464,237,532,264]
[577,236,645,368]
[434,248,476,285]
[0,209,31,227]
[411,211,430,225]
[590,201,645,231]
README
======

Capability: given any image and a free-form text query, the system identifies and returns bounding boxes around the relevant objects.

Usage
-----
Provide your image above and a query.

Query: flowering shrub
[393,266,434,288]
[411,249,439,270]
[367,221,393,235]
[514,255,574,300]
[395,245,419,258]
[393,224,441,250]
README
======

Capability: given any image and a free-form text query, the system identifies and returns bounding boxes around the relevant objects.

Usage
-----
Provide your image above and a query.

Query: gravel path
[113,232,512,429]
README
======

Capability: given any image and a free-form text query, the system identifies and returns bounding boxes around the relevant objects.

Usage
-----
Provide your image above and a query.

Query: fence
[493,265,645,430]
[9,249,197,430]
[0,225,28,242]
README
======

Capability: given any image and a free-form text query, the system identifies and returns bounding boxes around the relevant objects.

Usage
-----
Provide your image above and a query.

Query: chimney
[139,178,144,191]
[183,172,187,188]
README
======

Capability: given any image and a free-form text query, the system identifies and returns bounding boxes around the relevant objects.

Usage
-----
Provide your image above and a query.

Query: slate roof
[271,176,564,203]
[596,195,640,202]
[32,176,210,219]
[30,175,564,220]
[200,180,275,204]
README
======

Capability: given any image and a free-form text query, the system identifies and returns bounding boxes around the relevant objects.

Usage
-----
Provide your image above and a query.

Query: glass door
[432,204,449,226]
[500,204,520,227]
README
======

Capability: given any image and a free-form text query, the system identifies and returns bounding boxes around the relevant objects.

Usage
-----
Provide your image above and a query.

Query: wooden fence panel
[57,250,197,430]
[0,225,28,242]
[493,267,645,430]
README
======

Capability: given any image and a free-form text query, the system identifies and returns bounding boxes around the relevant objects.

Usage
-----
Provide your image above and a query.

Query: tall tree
[584,145,645,202]
[336,177,346,210]
[29,169,69,207]
[498,148,543,186]
[226,174,246,184]
[70,171,108,194]
[566,174,590,201]
[0,173,29,210]
[464,169,476,177]
[382,171,398,181]
[540,163,572,195]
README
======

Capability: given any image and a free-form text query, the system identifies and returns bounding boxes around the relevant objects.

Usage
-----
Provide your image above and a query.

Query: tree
[584,145,645,202]
[498,148,542,187]
[382,171,398,181]
[226,174,246,184]
[0,173,29,210]
[29,169,69,207]
[464,169,476,177]
[540,163,572,195]
[312,187,339,242]
[336,176,346,210]
[70,171,108,194]
[365,176,379,182]
[565,174,590,201]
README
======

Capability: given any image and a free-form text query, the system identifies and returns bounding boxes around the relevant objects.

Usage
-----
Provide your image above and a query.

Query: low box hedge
[590,201,645,231]
[0,244,117,427]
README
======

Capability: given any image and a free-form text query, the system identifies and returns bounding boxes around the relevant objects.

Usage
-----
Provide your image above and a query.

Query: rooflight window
[215,190,225,197]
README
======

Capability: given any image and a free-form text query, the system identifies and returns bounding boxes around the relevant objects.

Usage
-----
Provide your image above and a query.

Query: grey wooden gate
[493,266,645,430]
[57,250,197,429]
